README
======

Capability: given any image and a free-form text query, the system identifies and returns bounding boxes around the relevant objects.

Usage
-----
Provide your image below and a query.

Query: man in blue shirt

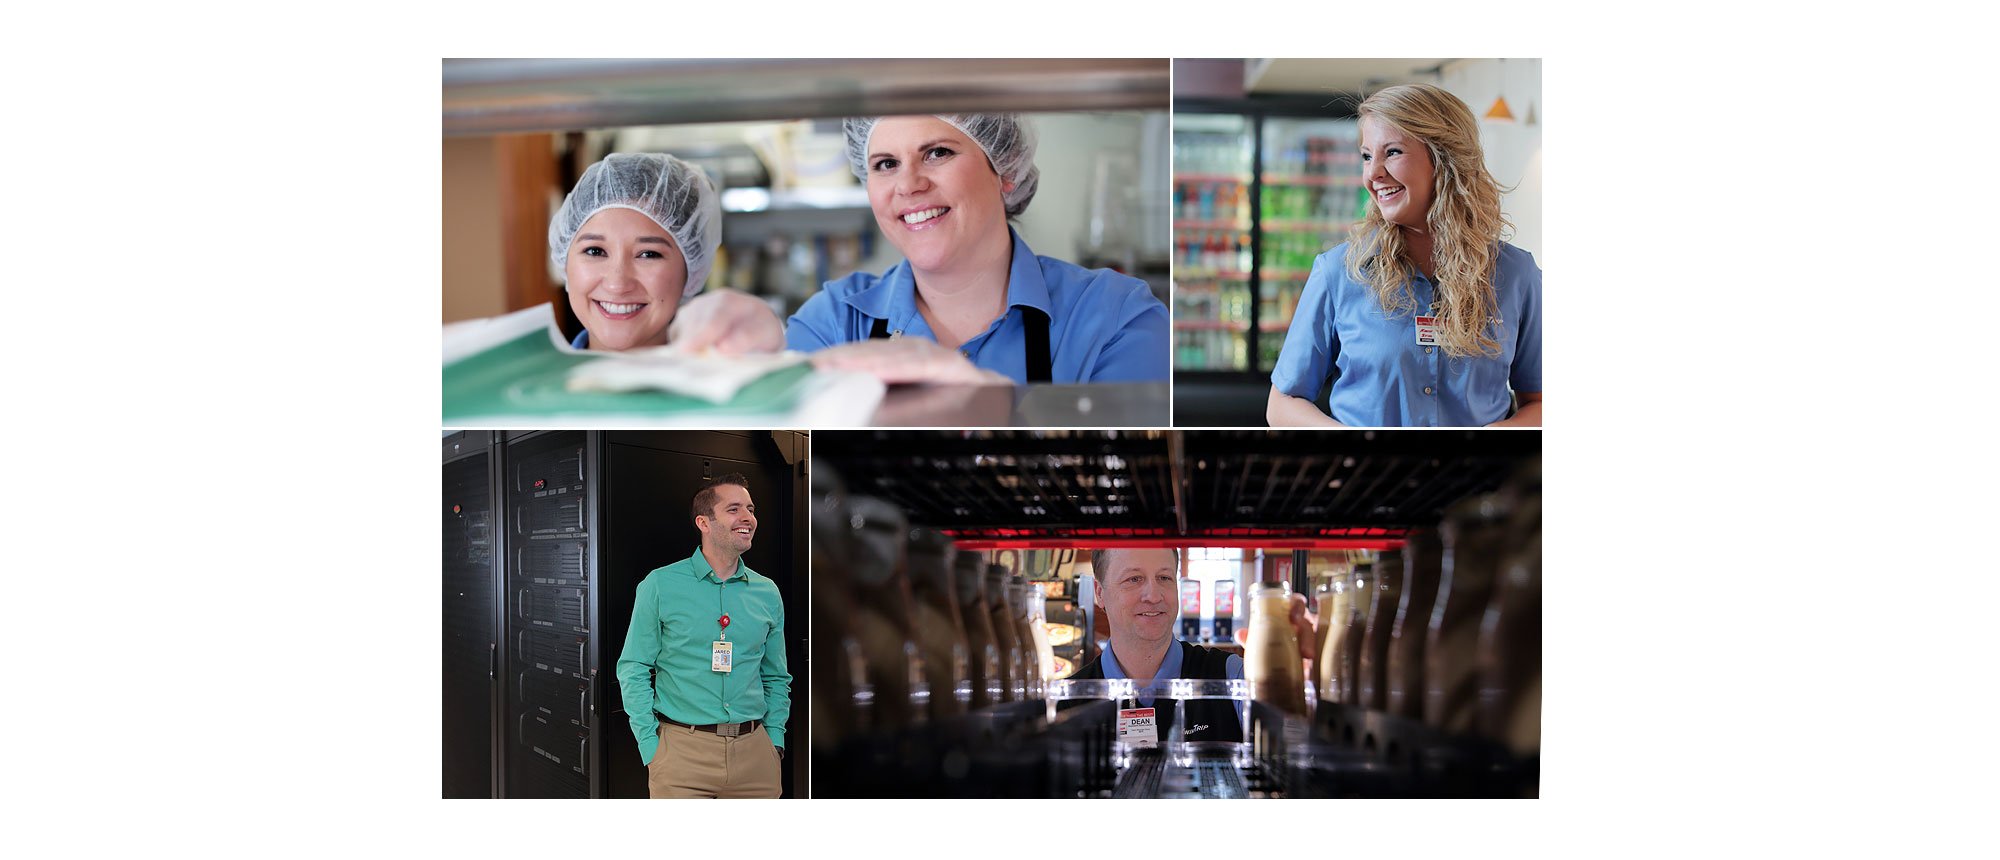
[1070,547,1247,743]
[616,473,792,798]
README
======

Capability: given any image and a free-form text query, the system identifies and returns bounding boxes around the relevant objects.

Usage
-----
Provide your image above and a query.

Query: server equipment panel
[506,433,594,798]
[443,437,498,799]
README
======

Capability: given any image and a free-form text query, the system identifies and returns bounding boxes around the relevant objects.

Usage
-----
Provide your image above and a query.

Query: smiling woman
[1267,84,1544,428]
[548,153,722,350]
[782,114,1170,385]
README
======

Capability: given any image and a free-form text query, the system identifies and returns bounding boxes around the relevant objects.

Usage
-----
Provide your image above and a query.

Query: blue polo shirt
[1099,638,1245,707]
[1270,241,1542,427]
[784,228,1169,384]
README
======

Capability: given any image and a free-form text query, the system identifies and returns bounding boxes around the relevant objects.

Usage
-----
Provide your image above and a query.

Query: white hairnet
[548,152,721,298]
[844,114,1040,218]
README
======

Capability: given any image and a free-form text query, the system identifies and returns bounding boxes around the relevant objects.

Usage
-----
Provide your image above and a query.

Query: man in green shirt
[616,473,792,798]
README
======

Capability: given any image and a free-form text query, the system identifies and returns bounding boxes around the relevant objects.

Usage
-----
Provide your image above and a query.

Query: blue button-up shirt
[785,228,1169,384]
[1270,242,1542,427]
[1099,638,1245,707]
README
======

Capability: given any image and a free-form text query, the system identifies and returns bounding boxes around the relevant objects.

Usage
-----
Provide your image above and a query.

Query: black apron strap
[866,309,1050,383]
[1022,306,1052,384]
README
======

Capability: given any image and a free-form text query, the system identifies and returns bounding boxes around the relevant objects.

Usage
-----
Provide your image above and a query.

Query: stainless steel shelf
[444,58,1169,136]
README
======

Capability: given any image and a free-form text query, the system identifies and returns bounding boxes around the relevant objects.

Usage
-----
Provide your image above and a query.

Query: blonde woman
[1267,84,1542,427]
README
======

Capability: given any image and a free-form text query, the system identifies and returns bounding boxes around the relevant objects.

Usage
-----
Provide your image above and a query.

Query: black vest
[1070,640,1243,743]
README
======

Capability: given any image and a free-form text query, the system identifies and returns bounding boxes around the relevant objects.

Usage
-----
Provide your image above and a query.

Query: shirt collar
[687,547,751,584]
[1101,637,1183,686]
[838,227,1051,331]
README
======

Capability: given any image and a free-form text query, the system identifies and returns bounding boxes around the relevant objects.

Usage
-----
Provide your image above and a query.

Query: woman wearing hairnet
[549,152,782,351]
[781,114,1170,384]
[1267,84,1542,426]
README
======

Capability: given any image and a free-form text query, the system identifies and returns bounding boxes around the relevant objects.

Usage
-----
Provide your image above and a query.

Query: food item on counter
[1356,548,1404,710]
[1246,580,1310,716]
[1387,529,1443,719]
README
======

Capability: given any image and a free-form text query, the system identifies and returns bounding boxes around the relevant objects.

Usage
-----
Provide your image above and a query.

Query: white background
[6,2,1996,857]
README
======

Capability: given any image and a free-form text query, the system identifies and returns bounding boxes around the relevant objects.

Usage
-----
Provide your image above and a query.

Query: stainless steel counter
[870,382,1170,427]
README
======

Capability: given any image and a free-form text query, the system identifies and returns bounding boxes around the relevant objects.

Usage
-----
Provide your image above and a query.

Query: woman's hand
[667,290,786,355]
[1267,386,1344,427]
[1486,392,1543,428]
[810,338,1012,386]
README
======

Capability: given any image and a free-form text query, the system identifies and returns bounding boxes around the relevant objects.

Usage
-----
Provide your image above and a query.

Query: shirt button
[1423,386,1434,395]
[1425,347,1434,354]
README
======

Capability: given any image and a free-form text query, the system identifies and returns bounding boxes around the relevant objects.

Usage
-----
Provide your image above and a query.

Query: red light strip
[950,537,1406,550]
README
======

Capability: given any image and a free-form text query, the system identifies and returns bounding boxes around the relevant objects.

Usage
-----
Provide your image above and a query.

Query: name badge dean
[1414,315,1440,346]
[711,640,733,673]
[1116,707,1157,748]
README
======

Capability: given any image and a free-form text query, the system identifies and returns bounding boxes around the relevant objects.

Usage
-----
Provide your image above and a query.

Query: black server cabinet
[504,431,595,799]
[443,431,501,799]
[448,430,807,799]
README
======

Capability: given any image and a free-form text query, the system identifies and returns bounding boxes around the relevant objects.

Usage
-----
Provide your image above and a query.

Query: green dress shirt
[616,548,792,765]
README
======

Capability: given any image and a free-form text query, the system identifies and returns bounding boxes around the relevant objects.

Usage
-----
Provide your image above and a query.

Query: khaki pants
[648,721,782,799]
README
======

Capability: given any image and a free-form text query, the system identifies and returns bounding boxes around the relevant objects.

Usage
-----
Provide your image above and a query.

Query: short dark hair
[692,473,751,526]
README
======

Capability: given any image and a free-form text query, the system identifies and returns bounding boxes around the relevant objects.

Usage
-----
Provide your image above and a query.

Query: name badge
[711,640,733,673]
[1414,315,1440,346]
[1116,707,1157,748]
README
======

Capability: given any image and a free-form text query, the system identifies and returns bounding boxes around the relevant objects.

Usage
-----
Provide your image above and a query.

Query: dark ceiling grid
[813,431,1532,539]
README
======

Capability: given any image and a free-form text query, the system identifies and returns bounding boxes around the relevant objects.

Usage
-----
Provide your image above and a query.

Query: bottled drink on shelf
[1315,570,1350,704]
[1386,529,1443,719]
[1245,580,1309,716]
[1426,493,1512,733]
[844,495,926,729]
[953,551,1003,708]
[985,563,1025,702]
[906,527,970,719]
[1356,548,1404,710]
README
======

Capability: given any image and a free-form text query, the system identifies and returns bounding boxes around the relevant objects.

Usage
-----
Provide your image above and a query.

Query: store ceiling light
[1485,95,1516,122]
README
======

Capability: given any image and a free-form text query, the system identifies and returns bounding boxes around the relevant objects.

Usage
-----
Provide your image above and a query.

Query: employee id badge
[1414,315,1441,346]
[1116,707,1158,748]
[710,640,733,673]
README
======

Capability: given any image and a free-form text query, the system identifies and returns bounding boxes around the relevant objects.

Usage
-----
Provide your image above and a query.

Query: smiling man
[615,473,791,798]
[1070,547,1246,743]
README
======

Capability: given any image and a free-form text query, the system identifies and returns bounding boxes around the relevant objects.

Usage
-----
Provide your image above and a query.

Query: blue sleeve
[1270,252,1339,399]
[1508,251,1542,393]
[616,575,661,765]
[1225,653,1245,681]
[1085,282,1171,383]
[785,289,847,353]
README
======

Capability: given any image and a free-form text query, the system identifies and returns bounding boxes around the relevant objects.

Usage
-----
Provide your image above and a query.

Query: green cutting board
[443,329,816,422]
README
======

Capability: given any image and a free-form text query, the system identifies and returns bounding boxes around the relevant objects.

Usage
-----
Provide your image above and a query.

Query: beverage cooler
[440,430,809,798]
[1173,96,1367,424]
[811,430,1540,799]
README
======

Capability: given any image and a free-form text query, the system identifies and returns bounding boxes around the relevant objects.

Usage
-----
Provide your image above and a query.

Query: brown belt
[659,713,761,738]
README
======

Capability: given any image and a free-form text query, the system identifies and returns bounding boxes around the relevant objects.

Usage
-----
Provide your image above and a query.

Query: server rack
[443,432,501,799]
[443,430,809,798]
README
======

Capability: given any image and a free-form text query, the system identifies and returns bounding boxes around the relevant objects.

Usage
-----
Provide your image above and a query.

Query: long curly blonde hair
[1345,84,1511,359]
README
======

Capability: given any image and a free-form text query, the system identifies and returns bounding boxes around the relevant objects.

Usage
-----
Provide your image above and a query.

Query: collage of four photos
[441,57,1543,799]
